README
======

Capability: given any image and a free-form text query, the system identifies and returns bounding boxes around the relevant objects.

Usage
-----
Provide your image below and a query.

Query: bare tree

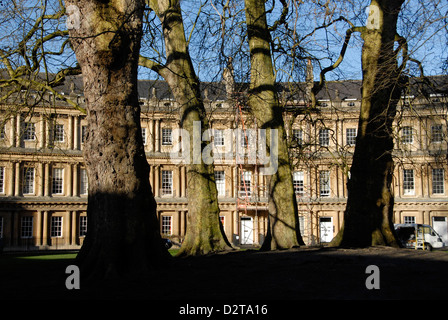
[140,0,233,256]
[64,0,170,281]
[244,0,304,249]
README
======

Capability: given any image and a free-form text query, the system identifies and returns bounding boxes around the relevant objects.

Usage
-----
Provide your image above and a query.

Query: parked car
[162,238,173,249]
[394,223,445,250]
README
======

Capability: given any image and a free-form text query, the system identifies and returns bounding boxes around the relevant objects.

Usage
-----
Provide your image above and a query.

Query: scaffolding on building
[232,93,267,246]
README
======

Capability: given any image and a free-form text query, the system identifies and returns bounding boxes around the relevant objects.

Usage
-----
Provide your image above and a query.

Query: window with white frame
[162,128,172,145]
[21,216,33,238]
[54,124,64,142]
[293,171,304,196]
[319,128,329,146]
[51,216,63,237]
[404,216,415,224]
[80,168,88,195]
[23,122,35,141]
[403,169,415,195]
[52,168,64,194]
[214,129,224,146]
[432,168,445,194]
[23,167,35,194]
[401,126,413,144]
[239,171,251,197]
[319,170,330,197]
[141,127,147,145]
[79,216,88,237]
[346,128,357,146]
[215,171,225,197]
[161,170,173,195]
[0,166,4,194]
[431,125,443,143]
[161,216,172,235]
[292,129,303,145]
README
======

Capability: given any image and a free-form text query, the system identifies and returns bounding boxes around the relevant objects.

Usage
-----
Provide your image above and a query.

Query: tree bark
[245,0,304,250]
[148,0,232,256]
[331,0,405,247]
[65,0,170,282]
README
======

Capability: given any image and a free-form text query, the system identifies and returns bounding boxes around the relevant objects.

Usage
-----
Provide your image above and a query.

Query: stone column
[38,162,44,197]
[74,116,80,150]
[39,113,45,149]
[149,119,154,152]
[180,165,186,198]
[7,162,14,196]
[154,165,160,197]
[72,163,79,197]
[36,211,43,246]
[14,161,20,197]
[64,211,71,246]
[42,211,48,246]
[66,163,73,197]
[68,116,74,150]
[15,114,21,147]
[155,119,160,152]
[44,162,50,197]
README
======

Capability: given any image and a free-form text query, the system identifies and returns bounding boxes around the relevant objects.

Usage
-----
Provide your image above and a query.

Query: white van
[394,223,445,250]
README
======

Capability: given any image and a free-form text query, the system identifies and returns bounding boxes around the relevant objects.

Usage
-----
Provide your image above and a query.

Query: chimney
[223,57,235,100]
[305,58,314,102]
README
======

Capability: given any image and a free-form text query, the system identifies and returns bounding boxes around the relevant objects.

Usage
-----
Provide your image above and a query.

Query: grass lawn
[0,249,180,300]
[1,246,448,301]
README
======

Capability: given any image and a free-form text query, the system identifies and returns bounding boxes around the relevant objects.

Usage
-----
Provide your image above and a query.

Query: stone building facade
[0,77,447,251]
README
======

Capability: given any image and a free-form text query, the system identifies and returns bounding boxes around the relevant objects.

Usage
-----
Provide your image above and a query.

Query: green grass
[16,253,78,260]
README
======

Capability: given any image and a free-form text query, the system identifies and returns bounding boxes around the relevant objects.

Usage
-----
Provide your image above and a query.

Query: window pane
[239,171,251,197]
[52,168,64,194]
[319,170,330,197]
[161,170,173,195]
[54,124,64,142]
[23,122,35,141]
[162,128,172,145]
[214,130,224,146]
[403,169,414,195]
[432,168,445,194]
[319,129,329,146]
[23,167,35,194]
[293,171,304,196]
[401,126,413,144]
[80,168,88,195]
[162,216,172,235]
[79,216,88,237]
[346,128,357,146]
[51,216,63,237]
[404,216,415,224]
[431,125,443,142]
[0,166,4,194]
[215,171,225,196]
[141,128,146,145]
[292,129,303,145]
[21,216,33,238]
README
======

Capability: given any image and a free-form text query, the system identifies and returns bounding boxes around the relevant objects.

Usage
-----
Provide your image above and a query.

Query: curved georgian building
[0,76,447,250]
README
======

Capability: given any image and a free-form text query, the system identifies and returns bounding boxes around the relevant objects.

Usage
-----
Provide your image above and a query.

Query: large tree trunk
[65,0,169,282]
[331,0,405,247]
[245,0,304,250]
[148,0,232,256]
